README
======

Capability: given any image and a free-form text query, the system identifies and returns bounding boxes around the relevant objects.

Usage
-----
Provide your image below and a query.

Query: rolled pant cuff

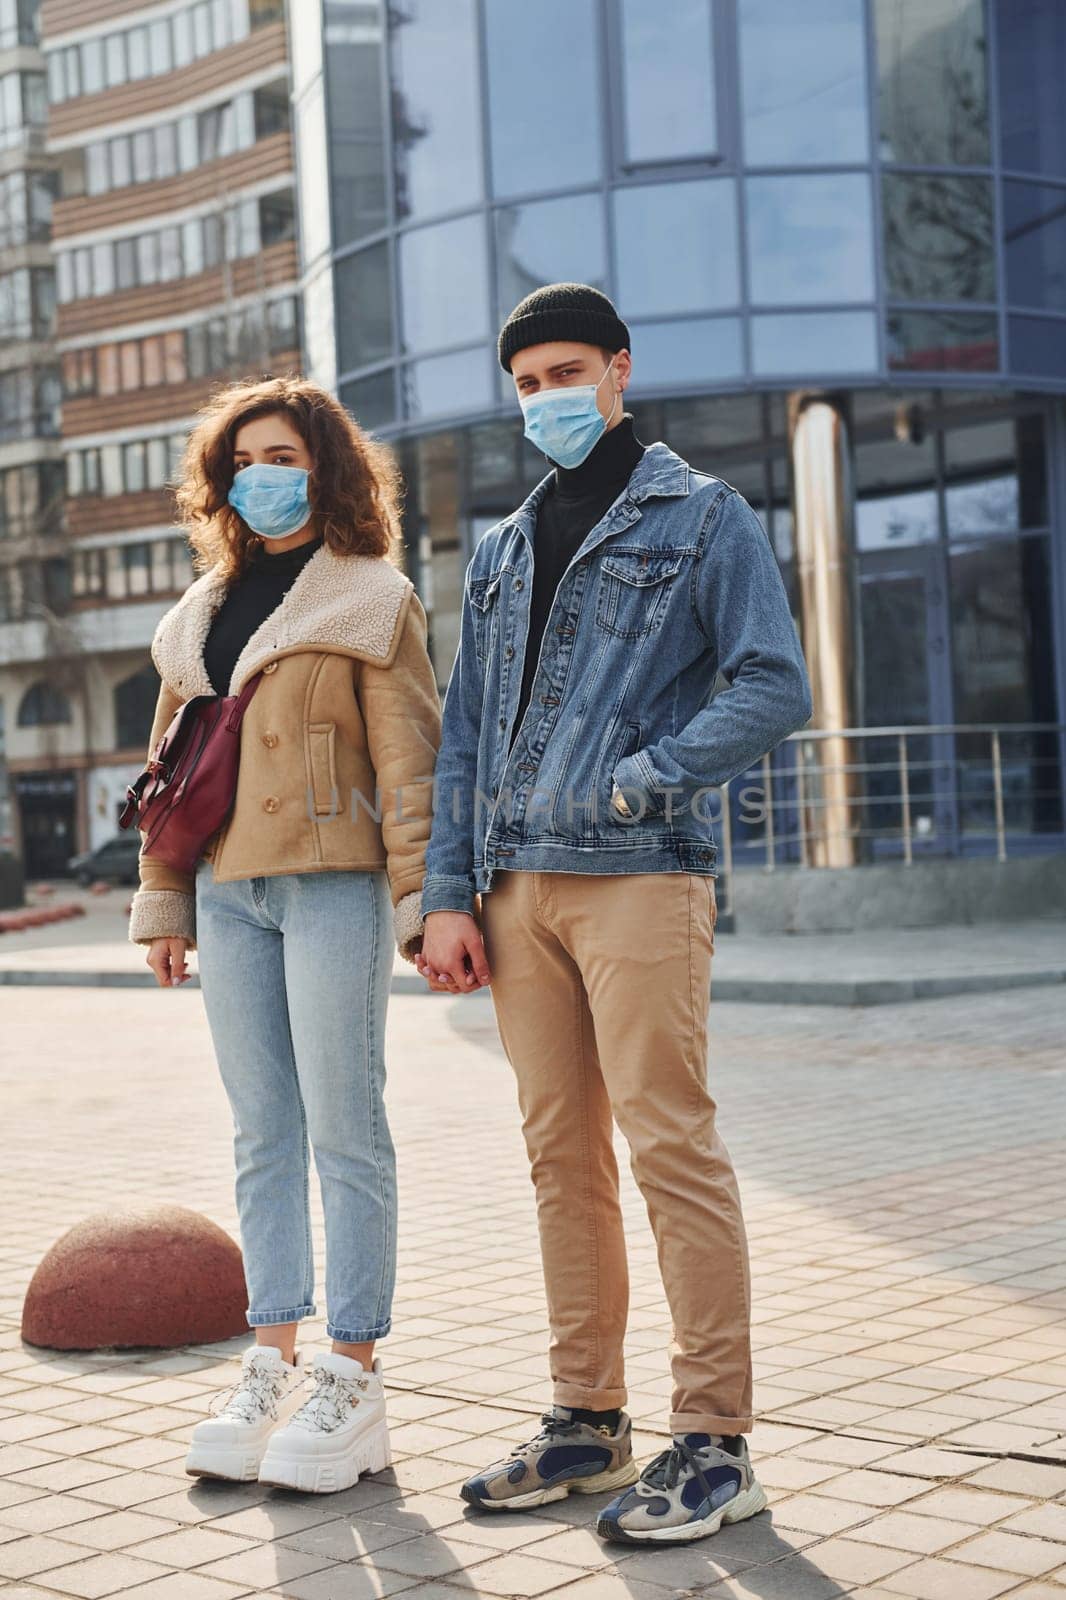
[670,1411,754,1436]
[326,1318,391,1343]
[247,1304,316,1326]
[554,1381,628,1411]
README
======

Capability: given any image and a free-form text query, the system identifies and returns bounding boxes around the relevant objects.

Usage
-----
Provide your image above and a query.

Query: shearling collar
[152,541,414,699]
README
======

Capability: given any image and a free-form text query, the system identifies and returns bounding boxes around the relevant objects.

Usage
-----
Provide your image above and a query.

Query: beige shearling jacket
[127,541,442,962]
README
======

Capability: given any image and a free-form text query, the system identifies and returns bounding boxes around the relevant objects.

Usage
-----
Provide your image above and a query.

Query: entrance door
[15,773,78,878]
[859,545,959,856]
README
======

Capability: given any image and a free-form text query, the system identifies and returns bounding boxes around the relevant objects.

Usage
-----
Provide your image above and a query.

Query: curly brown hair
[175,375,403,580]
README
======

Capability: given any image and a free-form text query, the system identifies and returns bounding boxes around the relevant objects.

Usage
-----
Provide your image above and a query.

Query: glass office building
[292,0,1066,864]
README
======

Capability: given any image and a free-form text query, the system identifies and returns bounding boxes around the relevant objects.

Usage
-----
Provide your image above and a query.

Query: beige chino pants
[479,867,754,1436]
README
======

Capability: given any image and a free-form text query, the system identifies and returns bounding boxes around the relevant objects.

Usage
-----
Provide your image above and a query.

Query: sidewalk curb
[1,968,1064,1004]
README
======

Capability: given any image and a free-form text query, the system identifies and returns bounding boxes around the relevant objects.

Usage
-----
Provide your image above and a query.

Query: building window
[883,173,996,303]
[18,682,72,726]
[388,0,482,225]
[874,0,989,167]
[1003,180,1066,312]
[115,664,160,747]
[613,178,738,316]
[616,0,719,169]
[484,0,601,198]
[739,0,869,166]
[995,0,1066,179]
[399,215,489,355]
[495,193,607,327]
[746,173,875,305]
[887,310,999,372]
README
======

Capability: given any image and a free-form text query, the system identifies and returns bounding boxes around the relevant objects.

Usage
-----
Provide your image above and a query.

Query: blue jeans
[194,860,396,1344]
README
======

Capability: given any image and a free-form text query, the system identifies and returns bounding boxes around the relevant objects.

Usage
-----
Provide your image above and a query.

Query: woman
[128,376,441,1494]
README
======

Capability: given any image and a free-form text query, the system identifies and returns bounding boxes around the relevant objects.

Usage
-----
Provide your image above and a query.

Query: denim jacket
[421,440,813,918]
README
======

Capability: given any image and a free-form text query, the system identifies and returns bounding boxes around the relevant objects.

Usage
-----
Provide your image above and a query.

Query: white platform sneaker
[185,1344,307,1482]
[257,1351,392,1494]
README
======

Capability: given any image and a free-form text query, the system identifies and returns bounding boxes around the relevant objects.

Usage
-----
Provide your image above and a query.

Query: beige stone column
[788,392,863,868]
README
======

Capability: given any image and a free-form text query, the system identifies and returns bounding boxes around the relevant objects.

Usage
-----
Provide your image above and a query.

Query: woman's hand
[146,937,191,988]
[418,912,491,994]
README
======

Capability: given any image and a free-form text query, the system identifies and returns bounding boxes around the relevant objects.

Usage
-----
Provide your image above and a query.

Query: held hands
[146,937,192,988]
[416,911,491,995]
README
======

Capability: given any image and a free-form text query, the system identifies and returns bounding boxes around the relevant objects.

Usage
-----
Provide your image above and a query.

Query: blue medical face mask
[227,463,313,539]
[519,358,620,469]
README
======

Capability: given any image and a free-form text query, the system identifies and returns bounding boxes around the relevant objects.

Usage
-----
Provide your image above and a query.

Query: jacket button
[262,732,279,748]
[504,645,514,660]
[513,578,523,591]
[263,796,280,813]
[263,661,278,673]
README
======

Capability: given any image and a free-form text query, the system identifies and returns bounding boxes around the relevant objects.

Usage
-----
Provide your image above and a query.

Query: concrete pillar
[788,392,863,869]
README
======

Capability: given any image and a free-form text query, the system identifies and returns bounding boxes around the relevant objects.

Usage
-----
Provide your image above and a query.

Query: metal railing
[717,722,1066,888]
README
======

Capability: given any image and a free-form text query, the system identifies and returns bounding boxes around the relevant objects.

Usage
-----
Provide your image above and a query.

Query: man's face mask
[519,357,620,468]
[227,463,312,539]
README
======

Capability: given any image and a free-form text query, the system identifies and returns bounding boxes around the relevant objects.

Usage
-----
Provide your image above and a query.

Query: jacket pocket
[308,721,339,817]
[595,548,687,639]
[468,569,507,664]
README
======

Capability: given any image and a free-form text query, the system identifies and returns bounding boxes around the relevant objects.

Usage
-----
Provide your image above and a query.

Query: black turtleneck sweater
[203,532,324,696]
[511,413,646,746]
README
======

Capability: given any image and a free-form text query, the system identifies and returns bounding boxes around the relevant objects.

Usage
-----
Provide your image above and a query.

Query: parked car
[67,833,142,887]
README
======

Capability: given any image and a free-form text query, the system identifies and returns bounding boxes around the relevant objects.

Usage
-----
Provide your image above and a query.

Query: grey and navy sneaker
[460,1407,639,1511]
[597,1433,767,1545]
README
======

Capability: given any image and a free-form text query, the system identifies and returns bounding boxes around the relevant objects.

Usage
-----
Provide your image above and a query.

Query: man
[416,283,813,1546]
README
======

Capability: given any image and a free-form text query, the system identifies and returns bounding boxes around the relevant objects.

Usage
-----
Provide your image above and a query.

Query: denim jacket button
[513,578,523,591]
[504,645,514,660]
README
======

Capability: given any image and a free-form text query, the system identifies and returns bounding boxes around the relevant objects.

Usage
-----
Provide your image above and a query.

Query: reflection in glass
[860,572,936,839]
[614,180,738,316]
[875,0,989,166]
[887,311,998,372]
[1009,314,1066,380]
[340,369,395,431]
[619,0,717,166]
[855,430,938,551]
[399,215,489,354]
[324,0,387,247]
[995,0,1066,180]
[752,311,878,376]
[665,393,764,457]
[944,416,1047,534]
[389,0,482,223]
[882,174,995,303]
[485,0,600,197]
[950,535,1053,723]
[629,318,744,390]
[739,0,869,165]
[335,244,392,374]
[951,540,1061,838]
[747,174,874,305]
[496,193,606,325]
[1003,181,1066,313]
[402,347,493,420]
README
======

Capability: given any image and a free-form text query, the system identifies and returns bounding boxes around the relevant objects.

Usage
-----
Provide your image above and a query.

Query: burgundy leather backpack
[119,672,264,875]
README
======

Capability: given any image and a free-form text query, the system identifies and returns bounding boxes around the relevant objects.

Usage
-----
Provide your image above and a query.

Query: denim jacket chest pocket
[468,569,508,664]
[594,547,689,639]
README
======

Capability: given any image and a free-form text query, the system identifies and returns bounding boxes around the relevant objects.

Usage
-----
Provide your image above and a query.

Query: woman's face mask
[519,358,620,469]
[227,463,313,539]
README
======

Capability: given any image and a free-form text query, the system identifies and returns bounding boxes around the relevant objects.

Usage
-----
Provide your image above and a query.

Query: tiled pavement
[1,946,1065,1598]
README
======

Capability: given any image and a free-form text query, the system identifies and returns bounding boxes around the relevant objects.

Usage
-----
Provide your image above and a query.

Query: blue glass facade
[292,0,1066,429]
[292,0,1066,858]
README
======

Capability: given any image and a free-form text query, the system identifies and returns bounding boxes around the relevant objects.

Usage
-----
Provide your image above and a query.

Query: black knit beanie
[498,282,631,373]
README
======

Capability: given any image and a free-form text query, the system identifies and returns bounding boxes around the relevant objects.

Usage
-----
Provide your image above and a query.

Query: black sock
[568,1406,621,1432]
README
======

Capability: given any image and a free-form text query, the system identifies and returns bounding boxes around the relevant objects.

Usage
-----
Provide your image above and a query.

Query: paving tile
[878,1556,1023,1598]
[957,1529,1066,1576]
